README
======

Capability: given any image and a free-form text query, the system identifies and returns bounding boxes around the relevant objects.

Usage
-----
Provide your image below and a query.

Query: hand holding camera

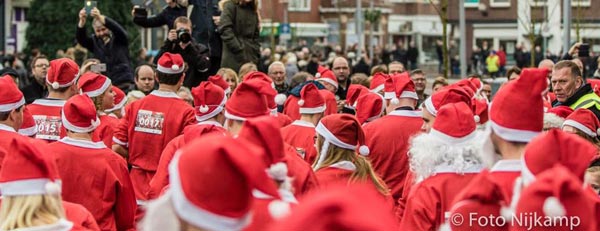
[167,29,192,45]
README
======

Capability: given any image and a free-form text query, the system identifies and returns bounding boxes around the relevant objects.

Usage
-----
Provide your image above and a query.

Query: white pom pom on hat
[543,196,566,217]
[268,200,291,219]
[297,99,305,106]
[172,64,180,71]
[199,105,209,113]
[267,162,288,181]
[359,145,370,156]
[275,94,287,106]
[51,82,60,89]
[474,115,481,123]
[390,98,400,105]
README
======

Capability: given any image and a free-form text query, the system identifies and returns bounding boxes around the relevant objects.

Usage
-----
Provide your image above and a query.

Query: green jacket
[218,0,260,73]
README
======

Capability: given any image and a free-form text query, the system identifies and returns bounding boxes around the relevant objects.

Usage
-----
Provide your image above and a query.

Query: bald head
[332,57,350,82]
[538,59,555,71]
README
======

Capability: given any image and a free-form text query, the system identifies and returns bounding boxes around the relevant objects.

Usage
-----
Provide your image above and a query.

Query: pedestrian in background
[218,0,260,73]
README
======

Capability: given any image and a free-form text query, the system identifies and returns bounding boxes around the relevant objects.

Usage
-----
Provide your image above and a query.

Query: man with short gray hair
[552,60,600,119]
[268,61,289,94]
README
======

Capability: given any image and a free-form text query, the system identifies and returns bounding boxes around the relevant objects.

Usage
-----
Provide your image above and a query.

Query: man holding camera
[155,16,210,88]
[77,7,134,90]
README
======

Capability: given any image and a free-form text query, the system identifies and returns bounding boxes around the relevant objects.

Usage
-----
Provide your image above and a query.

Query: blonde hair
[217,67,239,90]
[314,136,389,195]
[0,195,65,230]
[91,92,106,112]
[238,63,258,80]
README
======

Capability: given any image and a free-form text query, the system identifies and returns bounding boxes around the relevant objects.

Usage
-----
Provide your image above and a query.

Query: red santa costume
[147,81,228,199]
[370,72,389,94]
[512,165,597,231]
[236,116,301,231]
[281,83,325,164]
[78,72,118,147]
[355,92,385,125]
[399,102,484,231]
[503,130,598,223]
[266,183,399,231]
[112,53,197,203]
[27,58,79,142]
[208,74,232,95]
[0,139,74,231]
[442,170,509,231]
[319,89,338,115]
[139,134,281,231]
[315,67,338,93]
[480,68,549,201]
[363,76,421,206]
[105,86,126,119]
[313,114,382,192]
[48,94,136,231]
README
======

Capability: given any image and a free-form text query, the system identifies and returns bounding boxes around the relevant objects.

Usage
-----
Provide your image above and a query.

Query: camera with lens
[177,29,192,43]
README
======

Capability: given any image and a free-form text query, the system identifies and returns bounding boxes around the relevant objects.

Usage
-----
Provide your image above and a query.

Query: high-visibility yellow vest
[570,92,600,111]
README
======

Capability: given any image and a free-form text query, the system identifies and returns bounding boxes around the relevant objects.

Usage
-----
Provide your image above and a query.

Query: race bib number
[33,115,62,141]
[134,110,165,135]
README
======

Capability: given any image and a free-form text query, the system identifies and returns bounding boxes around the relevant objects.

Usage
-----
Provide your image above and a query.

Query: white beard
[478,123,502,168]
[139,192,180,231]
[408,131,484,183]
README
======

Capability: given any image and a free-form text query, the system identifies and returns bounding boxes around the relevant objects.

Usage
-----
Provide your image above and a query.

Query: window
[490,0,510,7]
[464,0,480,8]
[288,0,310,12]
[529,0,548,7]
[572,0,591,7]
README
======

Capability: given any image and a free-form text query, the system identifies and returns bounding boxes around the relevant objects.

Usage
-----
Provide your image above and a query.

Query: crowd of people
[2,0,600,231]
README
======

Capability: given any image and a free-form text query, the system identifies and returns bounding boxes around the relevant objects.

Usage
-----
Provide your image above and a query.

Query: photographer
[77,7,134,89]
[132,0,187,30]
[155,16,210,88]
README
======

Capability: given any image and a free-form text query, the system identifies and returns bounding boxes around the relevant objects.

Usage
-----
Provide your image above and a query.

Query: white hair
[285,53,297,65]
[268,61,285,73]
[409,131,484,183]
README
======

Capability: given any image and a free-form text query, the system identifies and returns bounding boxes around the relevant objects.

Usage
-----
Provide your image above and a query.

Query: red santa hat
[266,183,399,231]
[522,129,597,185]
[370,72,389,93]
[192,82,226,122]
[390,76,418,105]
[225,78,276,121]
[423,86,472,117]
[46,58,79,90]
[383,76,397,100]
[61,94,100,133]
[513,165,596,231]
[472,98,489,124]
[430,102,478,144]
[445,170,508,231]
[168,134,280,230]
[104,86,126,113]
[0,138,61,196]
[209,74,231,94]
[319,89,338,116]
[562,108,600,137]
[355,93,385,124]
[547,106,574,119]
[18,107,37,137]
[242,71,285,108]
[345,84,368,110]
[77,72,112,98]
[315,114,370,168]
[238,116,288,182]
[490,68,548,142]
[316,68,338,89]
[0,76,25,112]
[298,83,326,114]
[157,52,185,74]
[454,79,477,97]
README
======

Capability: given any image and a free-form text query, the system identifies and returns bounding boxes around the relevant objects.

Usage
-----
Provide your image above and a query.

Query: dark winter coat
[76,17,133,85]
[189,0,222,59]
[132,5,187,30]
[218,0,260,73]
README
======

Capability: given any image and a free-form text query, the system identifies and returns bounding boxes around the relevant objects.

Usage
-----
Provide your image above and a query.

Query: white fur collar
[490,159,522,172]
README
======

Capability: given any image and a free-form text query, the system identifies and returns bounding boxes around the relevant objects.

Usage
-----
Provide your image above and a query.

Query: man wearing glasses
[21,55,49,104]
[410,69,428,107]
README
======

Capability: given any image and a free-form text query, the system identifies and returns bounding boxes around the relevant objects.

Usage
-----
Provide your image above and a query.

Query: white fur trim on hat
[157,63,185,74]
[490,121,541,143]
[196,95,227,122]
[18,126,37,137]
[297,99,305,106]
[474,115,481,123]
[429,128,479,145]
[46,73,79,89]
[0,97,25,112]
[0,179,61,196]
[423,96,437,117]
[83,78,112,98]
[224,110,248,122]
[562,119,597,137]
[384,92,396,100]
[316,78,338,89]
[105,95,127,113]
[370,84,384,94]
[275,94,287,106]
[168,153,252,231]
[299,105,326,114]
[315,122,357,150]
[61,110,100,133]
[400,91,419,100]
